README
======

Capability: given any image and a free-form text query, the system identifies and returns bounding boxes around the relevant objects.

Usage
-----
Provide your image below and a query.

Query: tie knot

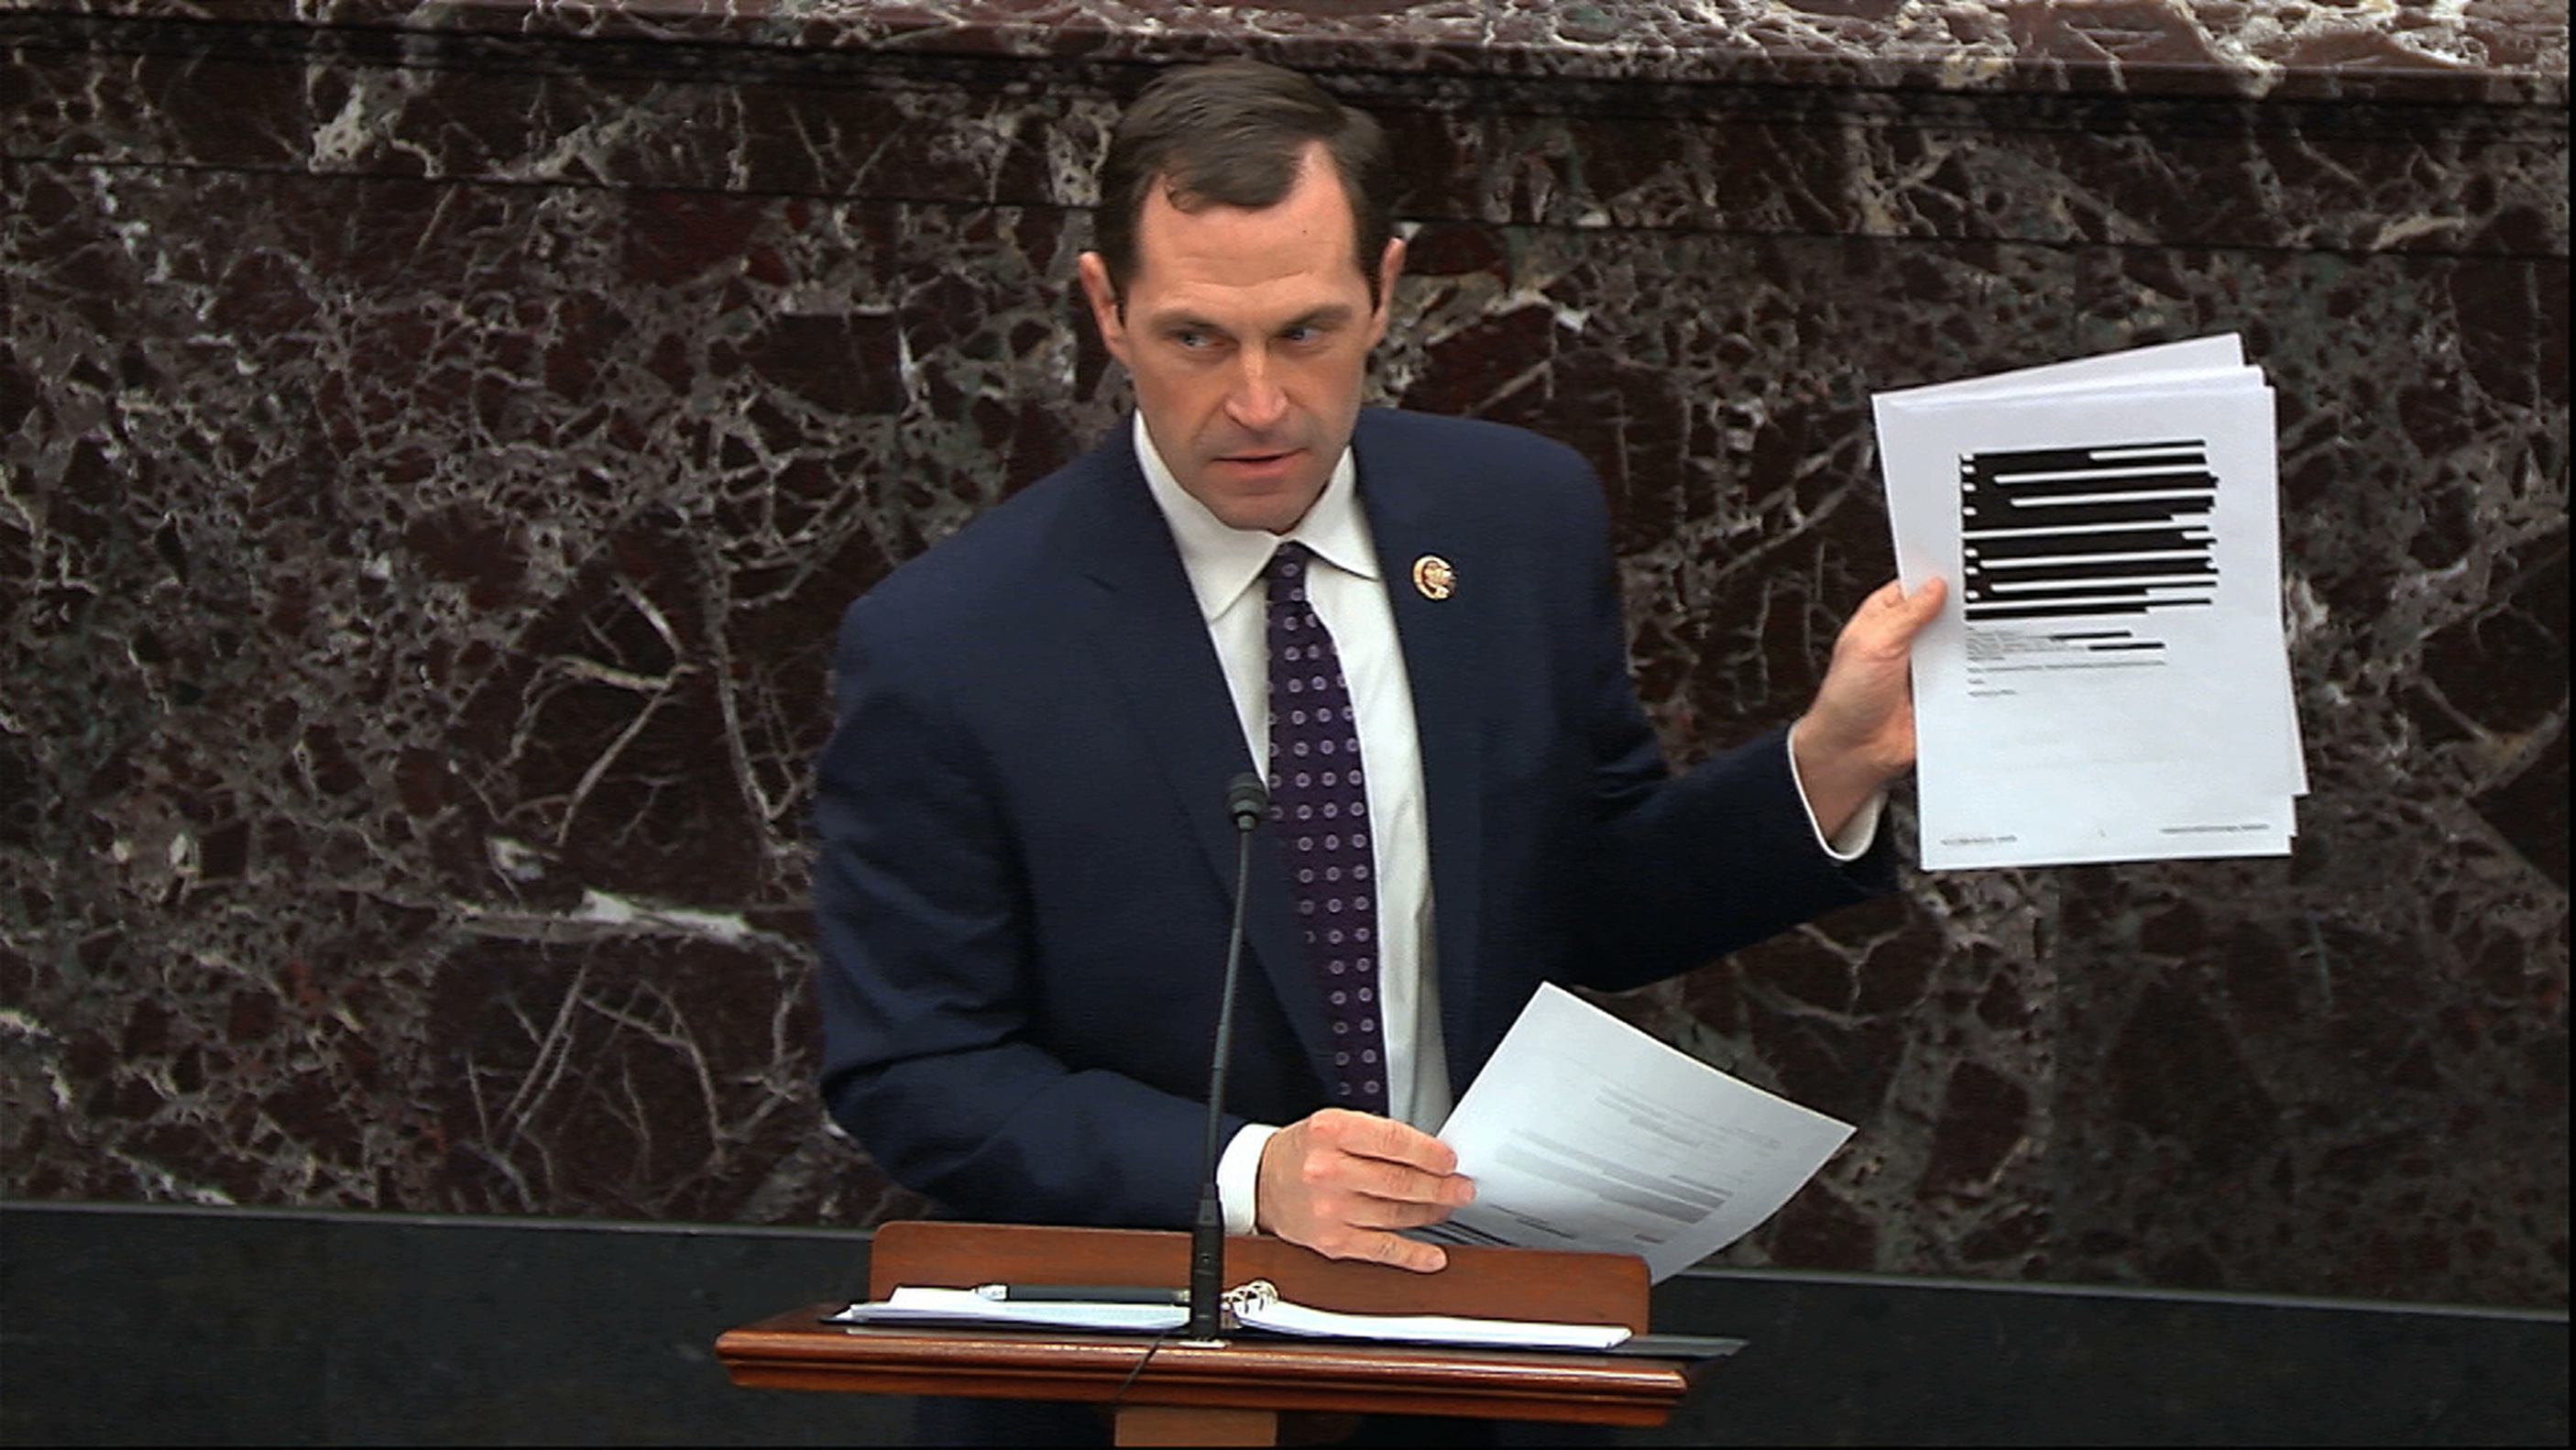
[1269,542,1312,578]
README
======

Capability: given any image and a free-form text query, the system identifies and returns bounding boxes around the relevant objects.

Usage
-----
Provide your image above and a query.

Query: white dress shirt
[1134,418,1446,1230]
[1132,414,1880,1234]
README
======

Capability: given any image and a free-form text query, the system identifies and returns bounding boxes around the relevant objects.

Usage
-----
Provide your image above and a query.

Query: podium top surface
[717,1303,1711,1426]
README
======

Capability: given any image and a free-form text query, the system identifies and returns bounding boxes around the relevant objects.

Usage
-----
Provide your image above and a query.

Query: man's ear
[1365,234,1406,345]
[1076,251,1130,364]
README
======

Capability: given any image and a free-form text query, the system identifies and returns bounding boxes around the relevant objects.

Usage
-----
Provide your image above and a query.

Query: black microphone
[1188,772,1267,1339]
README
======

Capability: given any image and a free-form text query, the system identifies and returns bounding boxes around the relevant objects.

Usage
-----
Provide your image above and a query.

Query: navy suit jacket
[813,408,1887,1229]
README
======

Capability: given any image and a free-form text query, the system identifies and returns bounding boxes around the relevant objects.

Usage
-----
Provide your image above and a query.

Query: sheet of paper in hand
[1421,984,1854,1282]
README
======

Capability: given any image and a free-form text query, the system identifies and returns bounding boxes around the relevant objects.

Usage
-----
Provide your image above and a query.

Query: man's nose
[1224,348,1289,431]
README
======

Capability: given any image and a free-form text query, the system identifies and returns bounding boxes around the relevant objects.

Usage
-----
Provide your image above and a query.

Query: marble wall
[2,2,2565,1308]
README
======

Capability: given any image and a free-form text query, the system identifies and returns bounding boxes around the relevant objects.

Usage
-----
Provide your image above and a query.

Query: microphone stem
[1189,821,1257,1339]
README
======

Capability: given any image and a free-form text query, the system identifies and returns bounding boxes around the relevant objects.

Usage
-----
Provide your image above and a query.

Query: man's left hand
[1792,576,1947,840]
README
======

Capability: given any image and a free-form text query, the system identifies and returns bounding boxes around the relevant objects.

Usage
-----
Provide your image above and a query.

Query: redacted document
[1873,335,2307,870]
[1420,984,1852,1282]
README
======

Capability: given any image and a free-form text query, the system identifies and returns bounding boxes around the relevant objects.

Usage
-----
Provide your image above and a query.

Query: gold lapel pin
[1411,554,1456,601]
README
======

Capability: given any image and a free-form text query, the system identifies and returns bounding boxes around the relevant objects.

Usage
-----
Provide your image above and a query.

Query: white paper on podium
[1422,984,1852,1282]
[828,1289,1185,1333]
[1873,335,2307,869]
[826,1283,1632,1349]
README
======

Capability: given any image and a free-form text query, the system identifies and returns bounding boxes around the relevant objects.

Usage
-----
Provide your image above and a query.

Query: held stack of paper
[1420,984,1854,1282]
[1872,335,2308,870]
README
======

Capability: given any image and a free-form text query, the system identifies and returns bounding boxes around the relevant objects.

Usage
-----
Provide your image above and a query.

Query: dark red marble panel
[1,3,2564,1310]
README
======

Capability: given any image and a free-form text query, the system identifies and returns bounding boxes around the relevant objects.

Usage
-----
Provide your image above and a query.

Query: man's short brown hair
[1093,59,1395,308]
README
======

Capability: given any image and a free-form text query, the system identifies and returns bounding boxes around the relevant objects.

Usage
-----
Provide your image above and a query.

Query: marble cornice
[0,0,2565,105]
[5,0,2563,261]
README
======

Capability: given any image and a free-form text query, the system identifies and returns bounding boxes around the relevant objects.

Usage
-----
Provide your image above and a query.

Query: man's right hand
[1255,1109,1474,1272]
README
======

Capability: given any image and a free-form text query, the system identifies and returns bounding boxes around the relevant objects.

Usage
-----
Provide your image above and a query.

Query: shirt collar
[1133,412,1378,624]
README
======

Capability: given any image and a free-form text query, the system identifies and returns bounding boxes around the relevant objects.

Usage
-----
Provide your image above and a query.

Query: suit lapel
[1064,434,1332,1080]
[1353,414,1488,1075]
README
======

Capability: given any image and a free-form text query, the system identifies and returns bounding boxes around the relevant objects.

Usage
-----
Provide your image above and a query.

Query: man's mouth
[1215,449,1299,472]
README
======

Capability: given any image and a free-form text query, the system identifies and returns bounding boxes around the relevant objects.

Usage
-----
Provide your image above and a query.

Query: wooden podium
[716,1221,1712,1445]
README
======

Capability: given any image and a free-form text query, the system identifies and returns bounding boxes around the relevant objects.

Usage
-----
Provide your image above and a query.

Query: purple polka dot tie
[1266,544,1387,1116]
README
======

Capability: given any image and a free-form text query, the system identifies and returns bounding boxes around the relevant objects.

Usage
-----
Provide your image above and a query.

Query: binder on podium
[716,1220,1734,1446]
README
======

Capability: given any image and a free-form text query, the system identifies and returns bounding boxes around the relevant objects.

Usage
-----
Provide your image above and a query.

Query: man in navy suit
[814,60,1944,1273]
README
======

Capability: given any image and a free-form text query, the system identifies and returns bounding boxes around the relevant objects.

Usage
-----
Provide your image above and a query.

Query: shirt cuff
[1784,725,1886,862]
[1217,1122,1280,1236]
